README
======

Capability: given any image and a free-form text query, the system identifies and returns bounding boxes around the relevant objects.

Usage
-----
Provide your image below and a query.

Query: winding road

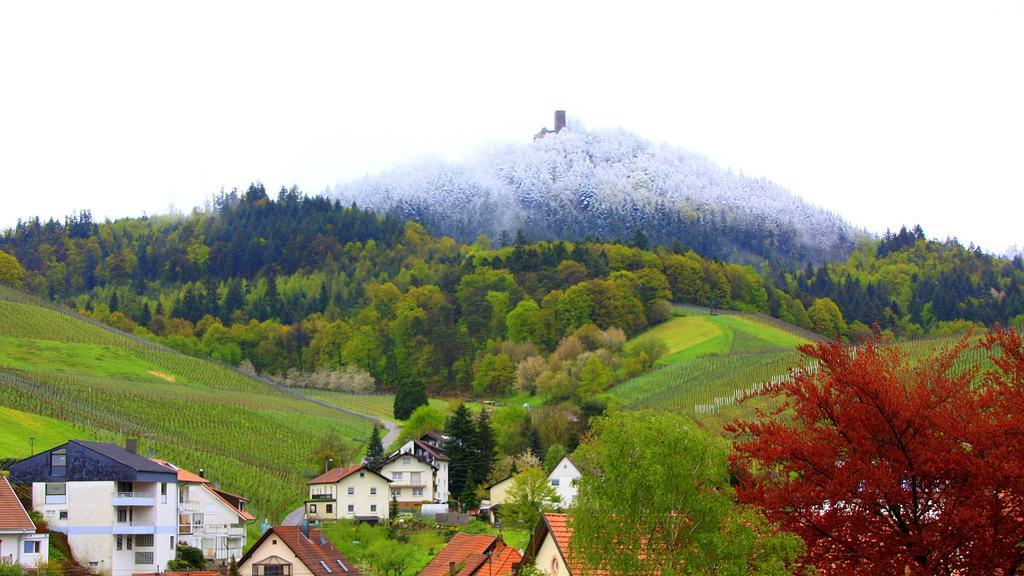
[281,397,401,526]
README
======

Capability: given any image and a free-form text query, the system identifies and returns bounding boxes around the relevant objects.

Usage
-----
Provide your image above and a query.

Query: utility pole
[29,436,35,456]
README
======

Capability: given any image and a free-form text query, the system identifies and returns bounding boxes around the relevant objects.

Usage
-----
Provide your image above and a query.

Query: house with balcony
[152,459,254,563]
[238,525,361,576]
[8,440,178,576]
[0,474,49,568]
[305,465,391,523]
[387,433,450,504]
[378,452,437,506]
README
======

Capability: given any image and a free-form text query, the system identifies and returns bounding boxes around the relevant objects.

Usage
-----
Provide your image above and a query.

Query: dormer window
[51,449,67,476]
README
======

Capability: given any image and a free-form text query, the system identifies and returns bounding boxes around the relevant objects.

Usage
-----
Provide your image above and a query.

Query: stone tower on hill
[534,110,566,141]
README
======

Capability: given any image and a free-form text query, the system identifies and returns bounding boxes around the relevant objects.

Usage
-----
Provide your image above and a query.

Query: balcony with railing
[178,499,200,513]
[111,492,155,506]
[112,521,157,535]
[200,524,245,538]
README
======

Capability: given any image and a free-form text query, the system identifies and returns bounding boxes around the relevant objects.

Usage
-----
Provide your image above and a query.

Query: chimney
[554,110,566,133]
[448,561,457,575]
[125,438,138,454]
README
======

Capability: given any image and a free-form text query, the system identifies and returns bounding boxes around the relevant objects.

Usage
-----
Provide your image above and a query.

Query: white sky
[1,1,1022,253]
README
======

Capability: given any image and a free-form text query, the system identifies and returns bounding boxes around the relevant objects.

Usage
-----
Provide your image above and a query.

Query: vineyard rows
[0,286,374,521]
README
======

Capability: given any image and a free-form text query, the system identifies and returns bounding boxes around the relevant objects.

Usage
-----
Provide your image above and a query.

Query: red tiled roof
[309,464,390,485]
[460,543,522,576]
[0,475,36,531]
[151,458,210,484]
[240,526,361,576]
[150,458,254,521]
[534,513,663,576]
[419,533,500,576]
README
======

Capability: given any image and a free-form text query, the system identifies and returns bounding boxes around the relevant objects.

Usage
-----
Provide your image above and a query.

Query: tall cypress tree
[365,426,385,470]
[444,404,479,508]
[474,410,495,485]
[393,379,428,420]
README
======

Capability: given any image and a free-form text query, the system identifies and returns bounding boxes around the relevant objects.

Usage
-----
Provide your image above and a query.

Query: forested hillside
[3,191,1023,406]
[333,127,861,266]
[784,225,1024,338]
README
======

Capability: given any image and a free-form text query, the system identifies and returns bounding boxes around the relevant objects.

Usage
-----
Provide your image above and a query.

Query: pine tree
[108,290,119,313]
[139,302,151,328]
[228,557,239,576]
[393,379,428,420]
[365,426,385,470]
[444,404,479,507]
[474,410,495,485]
[222,278,245,322]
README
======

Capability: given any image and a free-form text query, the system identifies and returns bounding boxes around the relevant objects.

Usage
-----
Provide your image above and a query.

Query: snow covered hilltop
[332,119,860,265]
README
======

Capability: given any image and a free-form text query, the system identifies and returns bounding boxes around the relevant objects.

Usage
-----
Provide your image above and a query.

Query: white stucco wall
[547,458,581,507]
[0,531,49,568]
[178,482,245,561]
[380,457,434,503]
[31,480,177,576]
[239,534,314,576]
[534,533,567,576]
[305,471,390,521]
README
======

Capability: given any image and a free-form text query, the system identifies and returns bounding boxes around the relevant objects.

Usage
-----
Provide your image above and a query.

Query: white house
[378,452,437,505]
[152,459,253,563]
[238,525,362,576]
[9,440,180,576]
[547,456,581,508]
[0,474,49,568]
[389,433,449,503]
[305,465,391,522]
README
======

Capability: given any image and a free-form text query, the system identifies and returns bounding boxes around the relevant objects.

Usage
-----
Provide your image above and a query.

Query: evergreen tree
[138,302,151,328]
[393,379,428,420]
[222,278,245,322]
[474,410,495,485]
[108,290,119,313]
[365,426,386,470]
[444,404,479,508]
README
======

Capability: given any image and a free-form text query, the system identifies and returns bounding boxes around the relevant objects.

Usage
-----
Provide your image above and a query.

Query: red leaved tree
[728,332,1024,575]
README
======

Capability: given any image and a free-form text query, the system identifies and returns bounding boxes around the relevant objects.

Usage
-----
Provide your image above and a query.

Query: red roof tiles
[241,526,361,576]
[309,464,390,485]
[419,533,521,576]
[0,474,35,532]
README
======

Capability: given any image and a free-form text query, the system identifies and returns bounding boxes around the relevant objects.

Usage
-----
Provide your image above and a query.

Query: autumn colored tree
[729,335,1024,575]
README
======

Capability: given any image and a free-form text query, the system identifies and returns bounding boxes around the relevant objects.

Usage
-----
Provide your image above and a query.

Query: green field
[306,390,451,423]
[0,406,88,459]
[612,310,812,415]
[0,285,374,521]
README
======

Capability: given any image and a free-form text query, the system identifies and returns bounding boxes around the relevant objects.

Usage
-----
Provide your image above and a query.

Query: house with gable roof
[8,439,179,576]
[418,533,521,576]
[546,457,581,508]
[306,465,391,523]
[238,525,361,576]
[151,459,254,562]
[389,433,450,504]
[0,474,49,568]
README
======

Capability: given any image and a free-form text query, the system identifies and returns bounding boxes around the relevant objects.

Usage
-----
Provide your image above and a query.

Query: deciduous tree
[729,335,1024,575]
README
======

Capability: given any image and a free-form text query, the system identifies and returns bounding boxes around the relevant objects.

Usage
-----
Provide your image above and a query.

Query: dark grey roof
[72,441,175,474]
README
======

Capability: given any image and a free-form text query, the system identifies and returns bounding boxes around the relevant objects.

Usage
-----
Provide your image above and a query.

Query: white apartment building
[9,440,179,576]
[379,452,436,505]
[390,433,449,503]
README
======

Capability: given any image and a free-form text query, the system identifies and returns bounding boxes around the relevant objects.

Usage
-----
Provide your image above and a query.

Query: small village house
[0,474,49,568]
[237,525,361,576]
[152,459,254,563]
[418,533,521,576]
[305,465,391,523]
[378,452,437,506]
[389,433,450,504]
[546,457,581,508]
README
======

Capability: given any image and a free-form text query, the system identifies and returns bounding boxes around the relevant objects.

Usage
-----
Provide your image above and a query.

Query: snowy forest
[333,127,861,266]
